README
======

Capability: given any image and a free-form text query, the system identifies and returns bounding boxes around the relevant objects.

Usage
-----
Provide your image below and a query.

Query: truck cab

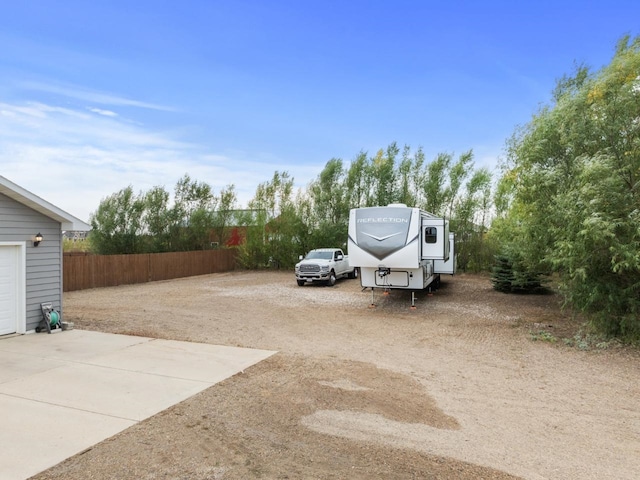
[295,248,357,286]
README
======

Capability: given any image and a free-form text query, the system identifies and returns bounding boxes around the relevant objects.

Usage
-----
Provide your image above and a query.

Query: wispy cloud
[0,99,319,222]
[89,107,118,117]
[1,101,90,120]
[19,80,176,112]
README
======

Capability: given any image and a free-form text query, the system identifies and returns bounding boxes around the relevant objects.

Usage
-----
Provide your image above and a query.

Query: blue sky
[1,0,638,222]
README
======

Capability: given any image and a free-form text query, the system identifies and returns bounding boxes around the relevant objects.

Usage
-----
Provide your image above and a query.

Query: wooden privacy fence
[63,249,238,292]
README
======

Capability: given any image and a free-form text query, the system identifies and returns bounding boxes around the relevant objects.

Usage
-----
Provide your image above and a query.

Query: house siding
[0,192,62,331]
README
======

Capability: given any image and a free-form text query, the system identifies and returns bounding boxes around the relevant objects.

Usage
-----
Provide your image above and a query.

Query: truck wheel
[327,270,337,286]
[349,267,359,279]
[297,280,305,286]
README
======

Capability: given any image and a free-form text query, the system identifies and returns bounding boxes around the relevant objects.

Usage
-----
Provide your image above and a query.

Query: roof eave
[0,176,91,231]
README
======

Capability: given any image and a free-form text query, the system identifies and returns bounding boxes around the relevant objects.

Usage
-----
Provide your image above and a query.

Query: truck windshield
[305,251,333,260]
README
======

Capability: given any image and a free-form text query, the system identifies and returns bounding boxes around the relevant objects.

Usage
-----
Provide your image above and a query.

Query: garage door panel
[0,247,18,335]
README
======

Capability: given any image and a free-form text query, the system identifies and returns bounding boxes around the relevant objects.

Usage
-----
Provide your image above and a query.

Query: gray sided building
[0,176,90,335]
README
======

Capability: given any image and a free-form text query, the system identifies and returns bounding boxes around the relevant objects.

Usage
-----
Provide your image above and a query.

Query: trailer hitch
[377,267,390,277]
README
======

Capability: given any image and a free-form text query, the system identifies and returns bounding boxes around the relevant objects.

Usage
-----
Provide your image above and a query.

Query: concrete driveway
[0,330,276,480]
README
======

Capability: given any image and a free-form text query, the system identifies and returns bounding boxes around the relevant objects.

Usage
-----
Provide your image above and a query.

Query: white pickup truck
[295,248,358,286]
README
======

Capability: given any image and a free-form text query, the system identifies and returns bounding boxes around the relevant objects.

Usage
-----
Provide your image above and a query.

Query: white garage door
[0,246,19,335]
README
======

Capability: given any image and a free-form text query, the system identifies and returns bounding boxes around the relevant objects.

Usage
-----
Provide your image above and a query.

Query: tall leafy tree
[308,158,349,247]
[443,150,474,219]
[397,145,426,207]
[452,167,492,271]
[211,185,238,247]
[345,151,370,208]
[90,174,237,254]
[90,186,145,254]
[367,144,398,206]
[292,191,314,254]
[309,158,346,223]
[238,171,302,269]
[169,174,215,251]
[143,185,171,252]
[497,35,640,339]
[423,152,451,215]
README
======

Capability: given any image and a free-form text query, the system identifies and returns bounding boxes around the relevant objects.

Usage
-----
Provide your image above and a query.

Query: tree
[309,158,346,222]
[452,167,493,271]
[495,35,640,339]
[490,250,545,293]
[292,191,314,254]
[168,174,216,251]
[344,151,370,208]
[367,145,398,207]
[143,186,171,252]
[423,153,451,215]
[397,145,426,207]
[90,174,237,255]
[308,158,349,248]
[443,150,474,220]
[299,144,495,267]
[235,207,268,269]
[237,171,302,269]
[90,186,145,254]
[211,185,238,247]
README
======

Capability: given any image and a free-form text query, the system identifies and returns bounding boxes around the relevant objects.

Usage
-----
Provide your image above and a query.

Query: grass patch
[529,330,558,343]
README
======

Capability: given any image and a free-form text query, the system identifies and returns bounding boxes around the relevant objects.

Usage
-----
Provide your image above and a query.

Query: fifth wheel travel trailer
[347,204,456,301]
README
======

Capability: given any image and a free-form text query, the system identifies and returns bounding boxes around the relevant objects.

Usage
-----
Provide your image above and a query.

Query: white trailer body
[347,204,455,290]
[434,232,456,275]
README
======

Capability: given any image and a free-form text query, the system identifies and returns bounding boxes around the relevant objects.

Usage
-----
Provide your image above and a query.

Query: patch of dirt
[34,271,640,479]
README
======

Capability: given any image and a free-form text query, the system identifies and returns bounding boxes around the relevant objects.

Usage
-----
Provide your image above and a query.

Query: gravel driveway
[34,271,640,480]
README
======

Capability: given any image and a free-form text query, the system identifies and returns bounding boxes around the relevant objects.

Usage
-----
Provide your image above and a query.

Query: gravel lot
[34,271,640,480]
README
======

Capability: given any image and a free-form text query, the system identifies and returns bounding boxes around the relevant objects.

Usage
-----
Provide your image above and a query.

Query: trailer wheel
[297,280,305,286]
[327,270,337,286]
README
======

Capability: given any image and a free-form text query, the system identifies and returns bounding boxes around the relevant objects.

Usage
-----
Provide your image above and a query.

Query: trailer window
[425,227,437,244]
